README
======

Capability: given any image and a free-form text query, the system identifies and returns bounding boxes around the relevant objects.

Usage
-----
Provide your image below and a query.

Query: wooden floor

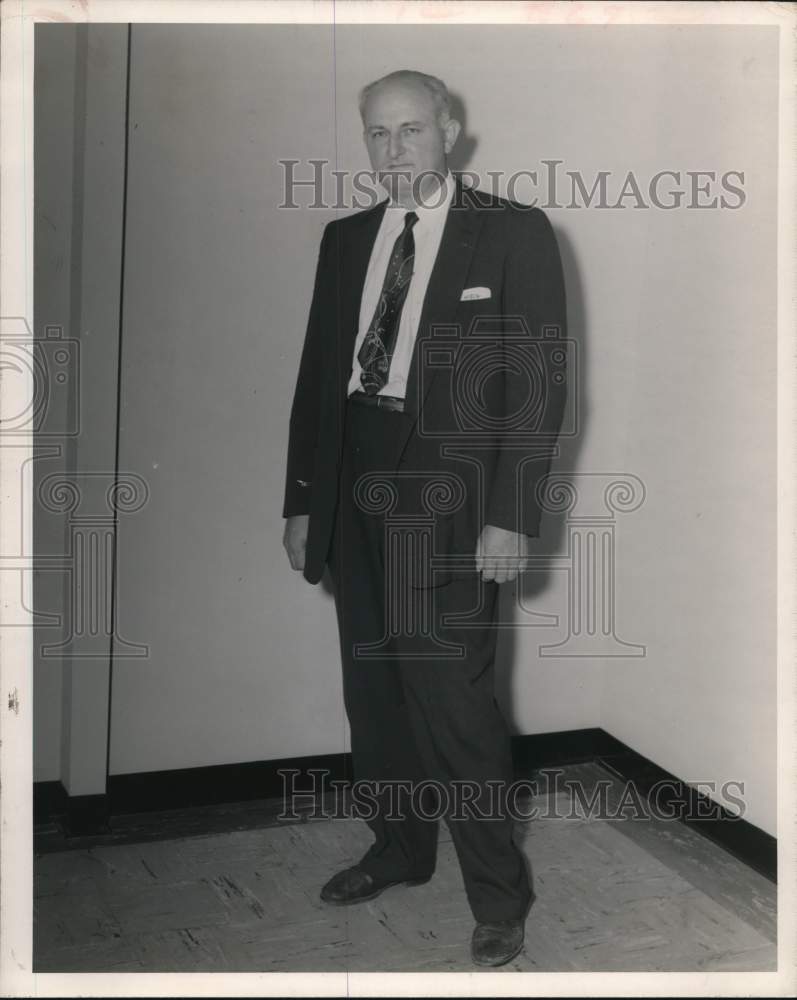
[34,763,777,973]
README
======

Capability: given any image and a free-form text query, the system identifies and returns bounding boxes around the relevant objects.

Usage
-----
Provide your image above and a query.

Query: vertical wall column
[57,24,129,804]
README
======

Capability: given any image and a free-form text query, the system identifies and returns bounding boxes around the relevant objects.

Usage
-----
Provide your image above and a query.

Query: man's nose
[388,130,405,161]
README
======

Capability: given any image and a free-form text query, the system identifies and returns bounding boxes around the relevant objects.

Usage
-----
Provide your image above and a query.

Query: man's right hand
[283,514,310,571]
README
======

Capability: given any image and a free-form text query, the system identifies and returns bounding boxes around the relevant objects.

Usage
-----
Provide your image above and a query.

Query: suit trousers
[326,395,532,923]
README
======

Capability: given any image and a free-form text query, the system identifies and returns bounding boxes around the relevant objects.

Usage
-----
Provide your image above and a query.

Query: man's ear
[443,118,462,154]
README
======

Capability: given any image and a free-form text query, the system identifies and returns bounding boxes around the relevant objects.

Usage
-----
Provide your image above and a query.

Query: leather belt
[348,391,405,413]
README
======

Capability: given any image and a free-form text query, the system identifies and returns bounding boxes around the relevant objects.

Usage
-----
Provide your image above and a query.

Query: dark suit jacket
[283,181,568,586]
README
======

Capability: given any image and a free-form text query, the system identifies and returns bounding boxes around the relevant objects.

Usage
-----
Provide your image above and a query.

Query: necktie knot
[404,210,418,231]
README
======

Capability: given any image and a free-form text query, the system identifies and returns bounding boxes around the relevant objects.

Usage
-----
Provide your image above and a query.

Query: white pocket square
[460,286,491,301]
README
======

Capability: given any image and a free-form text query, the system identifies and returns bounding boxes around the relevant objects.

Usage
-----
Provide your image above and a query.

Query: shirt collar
[384,171,455,228]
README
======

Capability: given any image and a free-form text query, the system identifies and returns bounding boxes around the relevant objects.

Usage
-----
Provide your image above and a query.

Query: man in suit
[283,69,567,967]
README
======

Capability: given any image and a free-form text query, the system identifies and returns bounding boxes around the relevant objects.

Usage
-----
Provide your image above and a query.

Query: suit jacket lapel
[337,200,387,404]
[398,183,484,456]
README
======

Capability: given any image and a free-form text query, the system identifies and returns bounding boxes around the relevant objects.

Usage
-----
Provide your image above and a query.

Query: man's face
[362,80,456,205]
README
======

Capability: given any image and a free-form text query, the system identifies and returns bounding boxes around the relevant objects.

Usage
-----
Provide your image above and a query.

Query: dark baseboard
[594,746,777,883]
[511,726,629,772]
[34,727,775,882]
[65,794,111,837]
[33,780,68,825]
[108,751,353,815]
[35,784,110,838]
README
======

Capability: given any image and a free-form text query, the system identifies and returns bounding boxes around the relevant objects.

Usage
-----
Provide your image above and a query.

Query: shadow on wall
[447,89,478,176]
[495,224,589,732]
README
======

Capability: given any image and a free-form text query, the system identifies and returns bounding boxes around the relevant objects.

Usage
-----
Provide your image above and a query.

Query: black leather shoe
[471,920,525,967]
[319,866,431,906]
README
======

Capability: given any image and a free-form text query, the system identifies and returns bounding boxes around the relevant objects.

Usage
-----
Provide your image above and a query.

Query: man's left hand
[476,524,531,584]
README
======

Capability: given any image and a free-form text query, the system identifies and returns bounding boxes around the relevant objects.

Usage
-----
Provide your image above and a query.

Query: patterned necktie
[358,210,418,395]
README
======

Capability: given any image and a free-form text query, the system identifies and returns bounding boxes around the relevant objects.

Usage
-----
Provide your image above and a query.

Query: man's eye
[404,127,420,135]
[371,130,387,139]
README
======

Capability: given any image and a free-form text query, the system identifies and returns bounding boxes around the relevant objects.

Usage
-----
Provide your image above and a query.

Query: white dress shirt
[347,171,455,399]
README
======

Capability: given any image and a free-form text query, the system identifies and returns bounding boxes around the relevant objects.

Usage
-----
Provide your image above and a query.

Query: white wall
[35,24,778,835]
[110,25,345,772]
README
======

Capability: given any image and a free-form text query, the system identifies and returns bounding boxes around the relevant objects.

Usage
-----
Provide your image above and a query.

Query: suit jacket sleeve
[282,222,334,518]
[484,206,568,537]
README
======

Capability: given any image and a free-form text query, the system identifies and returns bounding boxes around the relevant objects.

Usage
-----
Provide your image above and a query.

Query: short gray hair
[358,70,452,127]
